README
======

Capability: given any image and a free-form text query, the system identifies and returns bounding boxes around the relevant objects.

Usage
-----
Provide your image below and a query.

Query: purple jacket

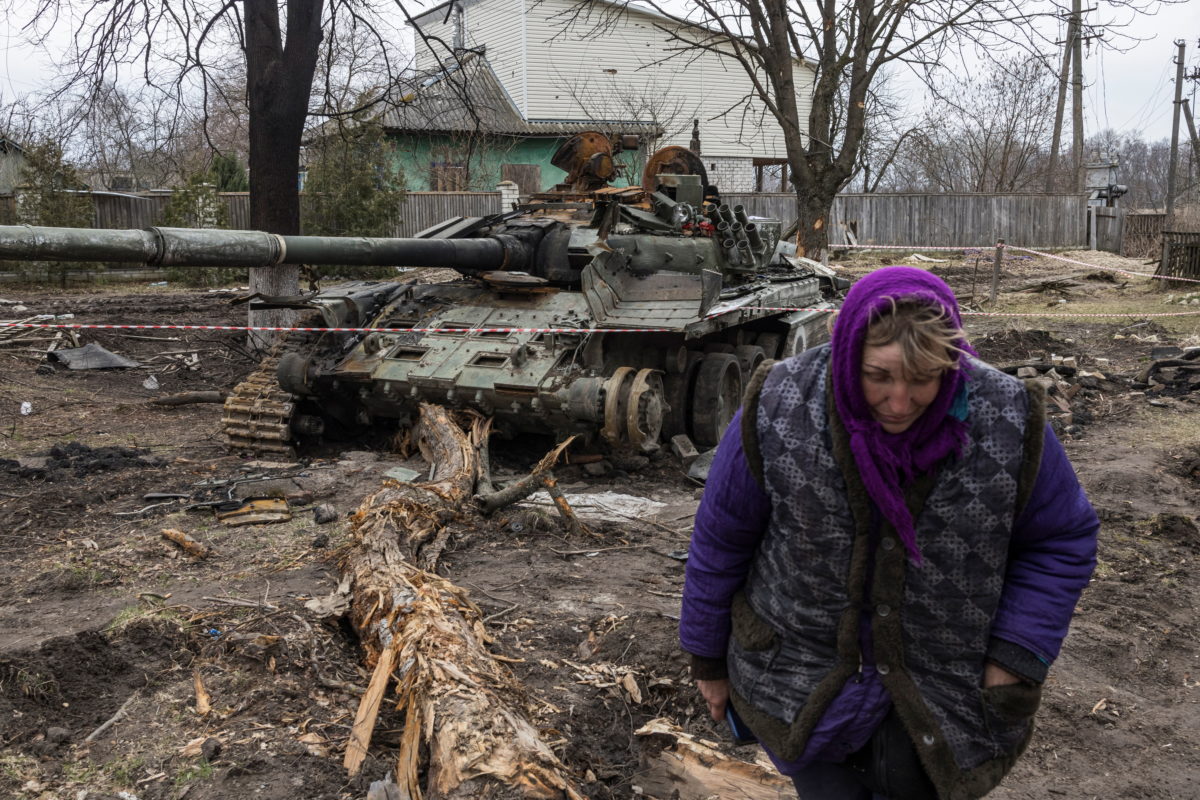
[680,409,1098,774]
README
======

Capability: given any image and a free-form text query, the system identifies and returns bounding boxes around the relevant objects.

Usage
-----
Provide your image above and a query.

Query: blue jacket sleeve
[679,408,772,676]
[988,422,1099,682]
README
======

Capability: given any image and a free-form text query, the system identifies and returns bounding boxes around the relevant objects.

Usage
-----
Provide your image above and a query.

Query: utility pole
[1070,0,1086,192]
[1184,99,1200,167]
[1045,13,1075,193]
[1165,40,1186,219]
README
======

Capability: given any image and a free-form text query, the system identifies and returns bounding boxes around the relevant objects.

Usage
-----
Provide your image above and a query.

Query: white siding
[521,0,812,158]
[413,0,527,112]
[411,0,813,160]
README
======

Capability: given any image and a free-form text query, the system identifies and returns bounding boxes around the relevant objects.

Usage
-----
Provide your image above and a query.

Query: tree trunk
[244,0,324,349]
[793,189,834,260]
[337,404,585,799]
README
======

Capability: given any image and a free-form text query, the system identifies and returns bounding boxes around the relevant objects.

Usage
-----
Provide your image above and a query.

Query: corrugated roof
[377,52,661,137]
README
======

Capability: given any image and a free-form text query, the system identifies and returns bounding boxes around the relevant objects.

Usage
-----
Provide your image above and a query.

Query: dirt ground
[1,248,1198,800]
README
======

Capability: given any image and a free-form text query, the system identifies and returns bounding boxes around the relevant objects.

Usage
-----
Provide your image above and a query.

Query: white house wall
[411,0,814,165]
[522,0,812,159]
[414,0,528,113]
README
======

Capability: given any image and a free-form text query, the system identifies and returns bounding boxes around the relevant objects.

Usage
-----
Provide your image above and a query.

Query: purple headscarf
[830,267,976,562]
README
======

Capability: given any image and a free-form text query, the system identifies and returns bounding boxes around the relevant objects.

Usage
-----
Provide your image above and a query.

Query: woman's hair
[863,296,966,377]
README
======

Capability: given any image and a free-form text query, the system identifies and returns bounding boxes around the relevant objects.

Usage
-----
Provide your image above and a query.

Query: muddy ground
[0,250,1198,800]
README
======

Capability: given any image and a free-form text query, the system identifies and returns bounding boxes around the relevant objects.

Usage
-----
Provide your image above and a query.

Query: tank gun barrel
[0,225,511,271]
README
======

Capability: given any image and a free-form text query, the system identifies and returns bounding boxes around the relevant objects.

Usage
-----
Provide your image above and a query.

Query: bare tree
[10,0,410,334]
[887,58,1057,192]
[563,0,1173,258]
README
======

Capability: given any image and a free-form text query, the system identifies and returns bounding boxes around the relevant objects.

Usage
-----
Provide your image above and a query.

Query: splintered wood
[341,404,583,800]
[634,718,797,800]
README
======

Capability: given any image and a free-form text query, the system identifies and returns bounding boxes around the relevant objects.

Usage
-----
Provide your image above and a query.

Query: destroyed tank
[0,134,845,455]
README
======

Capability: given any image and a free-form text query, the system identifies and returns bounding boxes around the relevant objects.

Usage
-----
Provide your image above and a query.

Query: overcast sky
[1,0,1197,143]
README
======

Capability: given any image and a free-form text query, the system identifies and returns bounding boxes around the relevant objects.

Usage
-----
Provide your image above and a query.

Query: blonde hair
[864,297,966,377]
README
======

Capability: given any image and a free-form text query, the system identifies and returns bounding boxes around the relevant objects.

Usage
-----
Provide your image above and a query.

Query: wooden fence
[6,189,1092,250]
[1157,230,1200,283]
[1123,213,1166,259]
[724,192,1090,249]
[2,191,503,238]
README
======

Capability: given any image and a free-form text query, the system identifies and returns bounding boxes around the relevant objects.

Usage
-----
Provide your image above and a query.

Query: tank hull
[274,271,835,451]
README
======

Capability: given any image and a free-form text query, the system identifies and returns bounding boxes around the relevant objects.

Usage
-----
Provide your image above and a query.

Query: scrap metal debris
[1134,347,1200,396]
[50,342,140,370]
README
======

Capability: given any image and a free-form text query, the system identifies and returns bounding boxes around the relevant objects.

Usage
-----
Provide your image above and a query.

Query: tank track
[222,319,322,456]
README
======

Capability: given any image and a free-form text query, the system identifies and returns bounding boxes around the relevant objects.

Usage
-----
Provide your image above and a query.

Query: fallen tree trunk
[338,404,583,799]
[149,391,226,406]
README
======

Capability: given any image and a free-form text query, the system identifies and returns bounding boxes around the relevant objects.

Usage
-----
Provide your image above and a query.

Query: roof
[377,52,662,137]
[0,136,25,155]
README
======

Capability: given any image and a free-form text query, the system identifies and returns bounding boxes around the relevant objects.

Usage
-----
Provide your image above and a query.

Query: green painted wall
[387,132,642,192]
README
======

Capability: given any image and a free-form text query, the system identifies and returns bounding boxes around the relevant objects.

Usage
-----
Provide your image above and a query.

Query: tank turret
[0,135,845,455]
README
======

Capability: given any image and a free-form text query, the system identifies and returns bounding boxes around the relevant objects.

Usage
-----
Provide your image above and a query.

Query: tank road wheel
[733,345,766,380]
[601,367,637,448]
[662,351,704,440]
[782,323,811,359]
[625,368,666,452]
[754,332,784,360]
[691,353,743,448]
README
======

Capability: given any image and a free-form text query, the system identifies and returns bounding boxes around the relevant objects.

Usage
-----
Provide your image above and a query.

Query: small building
[398,0,815,193]
[381,52,661,193]
[0,136,27,194]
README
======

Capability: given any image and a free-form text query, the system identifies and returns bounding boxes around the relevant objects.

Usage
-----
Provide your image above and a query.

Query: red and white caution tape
[1006,245,1200,285]
[0,321,672,335]
[4,302,1200,341]
[842,243,982,252]
[844,241,1200,285]
[961,309,1200,318]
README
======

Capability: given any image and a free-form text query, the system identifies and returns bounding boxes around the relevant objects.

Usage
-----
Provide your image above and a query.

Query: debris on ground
[633,718,793,799]
[1134,347,1200,397]
[214,497,292,526]
[0,260,1198,800]
[49,342,141,369]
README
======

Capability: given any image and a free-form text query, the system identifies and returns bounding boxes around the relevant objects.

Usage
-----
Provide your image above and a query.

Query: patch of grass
[61,759,104,785]
[65,562,109,586]
[104,604,186,635]
[174,759,214,787]
[987,287,1200,336]
[106,753,146,787]
[0,752,39,783]
[0,662,59,700]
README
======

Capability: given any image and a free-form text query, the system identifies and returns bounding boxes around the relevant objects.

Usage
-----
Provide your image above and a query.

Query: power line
[1116,56,1173,133]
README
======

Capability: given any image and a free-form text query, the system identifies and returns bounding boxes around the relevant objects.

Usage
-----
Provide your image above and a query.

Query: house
[380,52,662,194]
[0,136,27,194]
[397,0,815,193]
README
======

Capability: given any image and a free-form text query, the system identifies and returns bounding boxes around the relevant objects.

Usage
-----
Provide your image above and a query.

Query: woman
[680,267,1098,800]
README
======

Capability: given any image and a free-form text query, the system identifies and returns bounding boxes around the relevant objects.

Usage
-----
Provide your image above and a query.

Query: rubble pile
[0,441,165,481]
[1132,346,1200,397]
[1000,353,1126,438]
[1164,292,1200,306]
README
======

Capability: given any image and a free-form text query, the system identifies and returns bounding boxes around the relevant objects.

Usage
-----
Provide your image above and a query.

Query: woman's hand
[696,678,731,721]
[983,663,1022,688]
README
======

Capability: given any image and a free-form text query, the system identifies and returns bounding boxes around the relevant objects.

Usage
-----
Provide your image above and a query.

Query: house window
[430,162,468,191]
[753,159,790,193]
